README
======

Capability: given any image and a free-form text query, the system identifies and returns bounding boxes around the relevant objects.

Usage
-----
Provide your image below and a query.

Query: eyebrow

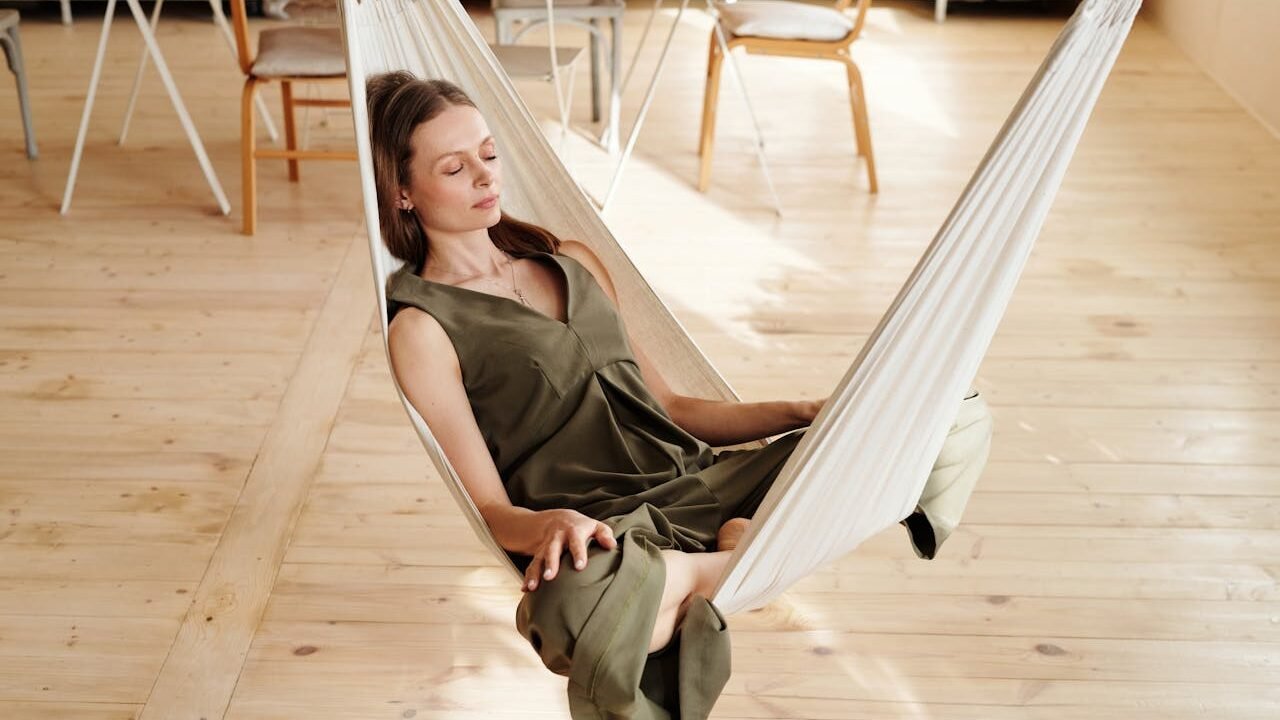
[432,136,495,165]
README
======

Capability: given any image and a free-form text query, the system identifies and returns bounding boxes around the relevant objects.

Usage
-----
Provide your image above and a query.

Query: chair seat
[251,27,345,78]
[717,1,855,42]
[490,44,585,80]
[495,0,622,9]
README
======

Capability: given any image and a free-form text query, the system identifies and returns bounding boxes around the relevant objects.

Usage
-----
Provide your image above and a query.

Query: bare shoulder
[557,239,619,304]
[387,306,459,373]
[388,305,445,343]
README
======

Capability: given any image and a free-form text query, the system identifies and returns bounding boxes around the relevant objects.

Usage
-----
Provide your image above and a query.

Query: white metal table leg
[543,2,569,155]
[118,0,165,144]
[62,0,231,216]
[62,0,120,214]
[604,2,661,155]
[559,56,579,161]
[599,0,690,212]
[936,0,948,23]
[594,0,779,215]
[121,0,230,214]
[708,2,782,215]
[620,1,660,95]
[119,0,279,145]
[604,11,622,154]
[542,1,576,161]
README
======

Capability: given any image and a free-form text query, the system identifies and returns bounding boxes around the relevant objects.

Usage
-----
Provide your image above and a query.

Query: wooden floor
[1,1,1278,718]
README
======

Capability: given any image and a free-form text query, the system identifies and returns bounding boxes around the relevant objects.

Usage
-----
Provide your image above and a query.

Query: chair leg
[281,80,299,181]
[2,26,36,159]
[588,18,602,124]
[494,14,509,44]
[697,32,724,192]
[241,77,258,235]
[844,57,878,194]
[698,33,716,159]
[606,13,623,154]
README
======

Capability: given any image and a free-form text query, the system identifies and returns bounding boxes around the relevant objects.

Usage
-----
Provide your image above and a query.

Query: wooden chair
[0,8,36,159]
[699,0,877,194]
[229,0,357,235]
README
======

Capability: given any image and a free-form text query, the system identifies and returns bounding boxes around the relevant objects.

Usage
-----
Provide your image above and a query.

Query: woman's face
[398,103,502,234]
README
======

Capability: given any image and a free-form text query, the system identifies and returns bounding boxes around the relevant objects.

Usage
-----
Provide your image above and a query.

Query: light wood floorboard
[0,1,1276,718]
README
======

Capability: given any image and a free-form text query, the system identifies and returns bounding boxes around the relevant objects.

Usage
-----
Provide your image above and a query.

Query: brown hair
[365,71,561,270]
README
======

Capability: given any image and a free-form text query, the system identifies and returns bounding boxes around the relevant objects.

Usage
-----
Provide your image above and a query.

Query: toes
[717,518,750,551]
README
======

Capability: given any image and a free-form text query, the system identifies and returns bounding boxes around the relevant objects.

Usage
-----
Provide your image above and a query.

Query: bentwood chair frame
[229,0,358,235]
[700,0,877,194]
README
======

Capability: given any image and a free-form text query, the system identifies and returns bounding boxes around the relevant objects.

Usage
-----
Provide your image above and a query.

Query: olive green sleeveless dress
[386,250,809,719]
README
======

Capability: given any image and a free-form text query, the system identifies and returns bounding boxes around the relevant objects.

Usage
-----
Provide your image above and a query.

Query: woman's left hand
[794,396,829,426]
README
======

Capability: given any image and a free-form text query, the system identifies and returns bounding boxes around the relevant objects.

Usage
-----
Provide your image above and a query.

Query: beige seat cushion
[495,0,622,8]
[251,27,346,78]
[717,1,854,42]
[490,44,585,80]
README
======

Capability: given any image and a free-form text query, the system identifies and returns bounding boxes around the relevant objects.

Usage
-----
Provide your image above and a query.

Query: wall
[1143,0,1280,138]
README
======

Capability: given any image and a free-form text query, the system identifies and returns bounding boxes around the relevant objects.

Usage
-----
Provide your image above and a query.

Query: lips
[473,195,499,209]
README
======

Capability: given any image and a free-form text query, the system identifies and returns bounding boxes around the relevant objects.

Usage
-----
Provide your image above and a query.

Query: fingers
[523,554,544,593]
[522,521,620,594]
[542,534,564,582]
[594,522,617,550]
[568,531,589,571]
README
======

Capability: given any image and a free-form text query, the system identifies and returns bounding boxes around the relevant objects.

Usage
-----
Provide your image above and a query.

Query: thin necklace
[426,250,532,307]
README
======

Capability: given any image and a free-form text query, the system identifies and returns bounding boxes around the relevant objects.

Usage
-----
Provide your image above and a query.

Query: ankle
[691,551,731,598]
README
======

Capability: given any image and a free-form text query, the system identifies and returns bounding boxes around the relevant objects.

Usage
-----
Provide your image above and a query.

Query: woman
[368,71,992,718]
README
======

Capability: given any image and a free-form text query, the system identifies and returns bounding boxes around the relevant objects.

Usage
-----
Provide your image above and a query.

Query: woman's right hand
[522,509,617,593]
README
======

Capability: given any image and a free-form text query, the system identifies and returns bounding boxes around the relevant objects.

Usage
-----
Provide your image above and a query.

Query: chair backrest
[835,0,872,42]
[228,1,255,76]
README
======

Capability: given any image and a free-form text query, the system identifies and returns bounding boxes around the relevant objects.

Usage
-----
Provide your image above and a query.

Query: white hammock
[337,0,1141,615]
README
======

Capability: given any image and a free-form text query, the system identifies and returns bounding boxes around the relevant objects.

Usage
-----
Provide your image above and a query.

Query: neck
[420,228,507,279]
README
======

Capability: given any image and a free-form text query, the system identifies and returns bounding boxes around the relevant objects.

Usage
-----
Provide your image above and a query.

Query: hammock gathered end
[337,0,1142,616]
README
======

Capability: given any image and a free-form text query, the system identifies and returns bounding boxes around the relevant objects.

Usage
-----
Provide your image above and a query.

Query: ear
[396,191,414,211]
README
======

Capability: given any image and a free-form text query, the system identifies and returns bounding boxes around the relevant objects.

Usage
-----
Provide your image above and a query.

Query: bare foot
[716,518,750,552]
[651,549,734,652]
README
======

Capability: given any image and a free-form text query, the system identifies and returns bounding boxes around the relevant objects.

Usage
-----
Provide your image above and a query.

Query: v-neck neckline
[408,250,573,328]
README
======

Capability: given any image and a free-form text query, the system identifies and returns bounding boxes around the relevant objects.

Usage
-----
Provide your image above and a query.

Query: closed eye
[447,155,497,175]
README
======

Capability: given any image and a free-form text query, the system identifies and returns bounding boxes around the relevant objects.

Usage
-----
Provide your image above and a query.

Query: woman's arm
[388,307,615,589]
[558,240,826,446]
[665,394,822,447]
[388,307,533,549]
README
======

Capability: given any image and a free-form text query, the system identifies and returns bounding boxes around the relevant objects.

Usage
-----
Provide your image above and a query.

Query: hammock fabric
[339,0,1138,647]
